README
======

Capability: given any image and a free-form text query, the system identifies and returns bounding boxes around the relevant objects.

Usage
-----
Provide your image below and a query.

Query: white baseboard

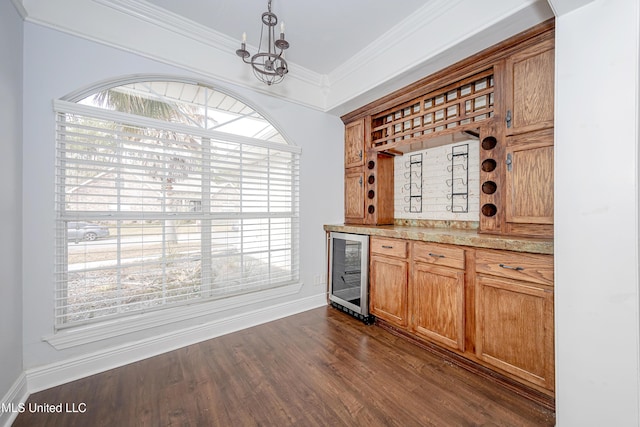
[0,372,28,427]
[26,293,327,394]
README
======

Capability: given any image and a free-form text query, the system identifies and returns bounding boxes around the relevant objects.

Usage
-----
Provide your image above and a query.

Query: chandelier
[236,0,290,86]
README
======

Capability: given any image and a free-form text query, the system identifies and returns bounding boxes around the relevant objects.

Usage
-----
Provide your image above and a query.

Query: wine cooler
[328,232,373,324]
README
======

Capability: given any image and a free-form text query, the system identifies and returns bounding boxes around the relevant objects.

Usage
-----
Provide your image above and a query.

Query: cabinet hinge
[506,153,513,172]
[506,110,512,128]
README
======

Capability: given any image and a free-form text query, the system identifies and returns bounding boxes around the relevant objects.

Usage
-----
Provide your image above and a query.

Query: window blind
[54,100,300,329]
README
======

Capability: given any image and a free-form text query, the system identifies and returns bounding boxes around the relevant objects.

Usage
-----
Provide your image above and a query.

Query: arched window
[54,79,300,328]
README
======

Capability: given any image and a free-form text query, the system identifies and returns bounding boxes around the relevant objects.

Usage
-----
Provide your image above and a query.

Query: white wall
[22,22,343,378]
[554,0,640,424]
[0,0,24,405]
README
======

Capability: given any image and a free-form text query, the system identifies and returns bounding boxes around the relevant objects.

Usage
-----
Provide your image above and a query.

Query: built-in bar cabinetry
[332,19,556,407]
[343,20,555,239]
[364,234,554,397]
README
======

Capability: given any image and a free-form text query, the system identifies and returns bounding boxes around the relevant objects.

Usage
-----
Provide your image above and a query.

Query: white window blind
[54,90,300,329]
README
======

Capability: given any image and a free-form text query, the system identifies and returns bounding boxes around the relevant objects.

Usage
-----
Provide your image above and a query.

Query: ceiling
[15,0,558,114]
[144,0,429,75]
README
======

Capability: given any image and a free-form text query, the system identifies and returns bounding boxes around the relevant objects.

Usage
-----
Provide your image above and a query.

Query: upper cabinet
[345,118,365,169]
[344,116,394,226]
[344,118,366,224]
[341,20,555,237]
[500,36,555,237]
[504,39,555,135]
[344,168,365,222]
[504,128,554,236]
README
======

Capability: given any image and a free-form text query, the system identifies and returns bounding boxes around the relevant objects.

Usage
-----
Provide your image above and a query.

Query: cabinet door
[505,128,554,233]
[411,264,465,351]
[345,118,365,169]
[370,255,408,327]
[344,168,365,223]
[505,39,554,135]
[476,275,554,390]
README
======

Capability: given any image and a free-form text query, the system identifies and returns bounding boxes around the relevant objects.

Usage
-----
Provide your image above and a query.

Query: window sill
[43,282,303,350]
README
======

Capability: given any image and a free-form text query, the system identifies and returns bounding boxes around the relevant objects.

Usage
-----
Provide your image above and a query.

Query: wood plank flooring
[13,306,555,426]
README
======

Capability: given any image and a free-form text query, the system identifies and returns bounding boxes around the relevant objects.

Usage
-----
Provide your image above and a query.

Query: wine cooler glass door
[329,233,369,315]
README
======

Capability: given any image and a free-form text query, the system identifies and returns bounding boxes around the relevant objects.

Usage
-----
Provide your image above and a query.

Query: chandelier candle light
[236,0,290,86]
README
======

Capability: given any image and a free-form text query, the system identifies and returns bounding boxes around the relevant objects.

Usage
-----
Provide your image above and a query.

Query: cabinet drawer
[475,249,553,287]
[370,237,407,259]
[413,242,465,270]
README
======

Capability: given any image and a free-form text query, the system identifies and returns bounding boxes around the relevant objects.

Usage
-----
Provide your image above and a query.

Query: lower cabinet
[410,242,466,352]
[411,263,465,351]
[368,238,555,394]
[369,237,408,327]
[475,249,555,391]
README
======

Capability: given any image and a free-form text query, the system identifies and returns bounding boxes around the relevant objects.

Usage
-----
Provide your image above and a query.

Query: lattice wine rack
[371,70,494,151]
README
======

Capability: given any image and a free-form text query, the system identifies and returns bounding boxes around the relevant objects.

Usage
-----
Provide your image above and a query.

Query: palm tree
[94,88,177,120]
[93,88,195,244]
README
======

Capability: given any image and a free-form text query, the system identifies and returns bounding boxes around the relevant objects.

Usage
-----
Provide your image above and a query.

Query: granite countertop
[323,224,553,255]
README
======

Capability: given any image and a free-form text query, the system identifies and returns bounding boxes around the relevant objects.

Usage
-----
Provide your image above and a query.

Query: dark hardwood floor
[14,306,555,426]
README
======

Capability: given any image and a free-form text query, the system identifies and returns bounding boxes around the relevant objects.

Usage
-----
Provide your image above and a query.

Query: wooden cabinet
[504,38,554,136]
[366,237,555,394]
[345,118,365,169]
[344,118,366,224]
[334,20,557,401]
[343,117,394,225]
[479,35,555,238]
[499,37,554,238]
[369,237,408,327]
[505,128,554,235]
[367,153,394,225]
[344,168,365,222]
[410,242,466,351]
[475,249,554,391]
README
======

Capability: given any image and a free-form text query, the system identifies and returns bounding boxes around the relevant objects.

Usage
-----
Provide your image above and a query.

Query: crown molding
[94,0,324,87]
[325,0,549,113]
[18,0,551,114]
[328,0,543,87]
[546,0,595,16]
[19,0,327,110]
[327,0,464,87]
[10,0,27,19]
[95,0,238,50]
